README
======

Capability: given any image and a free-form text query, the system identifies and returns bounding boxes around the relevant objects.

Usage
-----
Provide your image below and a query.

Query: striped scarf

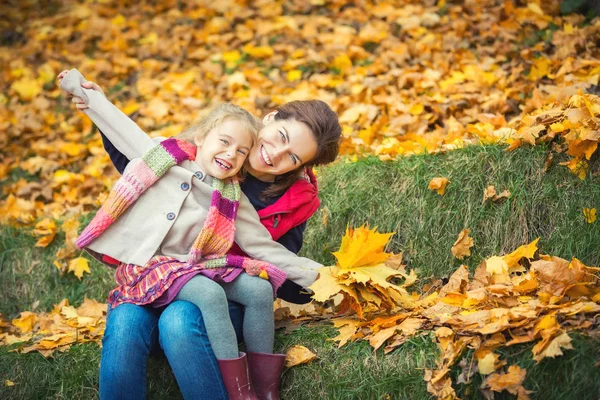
[76,138,198,248]
[75,138,286,306]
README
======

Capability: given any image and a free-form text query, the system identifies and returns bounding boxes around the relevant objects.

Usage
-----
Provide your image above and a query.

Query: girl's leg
[100,303,161,400]
[173,275,239,359]
[223,274,284,399]
[221,273,275,354]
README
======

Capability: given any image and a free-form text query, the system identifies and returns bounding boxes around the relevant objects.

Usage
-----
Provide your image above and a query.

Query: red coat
[228,168,320,258]
[257,168,320,241]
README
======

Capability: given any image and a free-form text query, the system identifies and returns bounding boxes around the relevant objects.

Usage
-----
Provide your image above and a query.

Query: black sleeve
[274,221,314,303]
[99,129,130,175]
[274,221,307,254]
[276,279,313,304]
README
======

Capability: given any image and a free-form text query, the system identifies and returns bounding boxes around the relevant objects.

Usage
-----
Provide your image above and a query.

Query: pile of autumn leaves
[0,298,106,358]
[2,225,600,398]
[306,226,600,400]
[2,0,600,280]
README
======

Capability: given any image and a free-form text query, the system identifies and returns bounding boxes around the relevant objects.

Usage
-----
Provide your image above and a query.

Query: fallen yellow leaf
[11,311,38,333]
[68,257,91,280]
[332,225,394,269]
[451,229,474,260]
[285,345,316,368]
[583,207,597,224]
[428,177,450,195]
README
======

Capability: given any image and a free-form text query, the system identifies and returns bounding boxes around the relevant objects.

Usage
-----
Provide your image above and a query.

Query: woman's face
[246,112,318,180]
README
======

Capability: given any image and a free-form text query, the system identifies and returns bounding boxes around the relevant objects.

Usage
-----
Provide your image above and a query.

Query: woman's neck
[245,164,276,182]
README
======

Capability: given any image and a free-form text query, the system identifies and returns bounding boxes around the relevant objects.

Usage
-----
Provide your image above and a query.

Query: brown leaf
[485,365,530,398]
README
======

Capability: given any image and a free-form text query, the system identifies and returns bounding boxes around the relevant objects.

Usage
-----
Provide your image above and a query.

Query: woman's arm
[59,69,155,159]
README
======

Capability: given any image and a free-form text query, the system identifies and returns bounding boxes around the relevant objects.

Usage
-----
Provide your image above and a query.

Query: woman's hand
[57,69,105,111]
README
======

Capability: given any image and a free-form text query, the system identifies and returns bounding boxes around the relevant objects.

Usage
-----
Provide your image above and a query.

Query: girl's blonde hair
[179,103,261,144]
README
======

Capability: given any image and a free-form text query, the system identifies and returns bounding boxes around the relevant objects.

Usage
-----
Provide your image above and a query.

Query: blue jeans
[99,300,244,400]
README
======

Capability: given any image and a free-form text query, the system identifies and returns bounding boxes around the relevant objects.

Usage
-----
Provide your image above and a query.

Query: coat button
[181,182,190,191]
[166,212,176,220]
[194,171,204,180]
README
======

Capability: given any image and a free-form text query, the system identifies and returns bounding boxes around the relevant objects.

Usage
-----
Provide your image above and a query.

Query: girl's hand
[57,70,105,112]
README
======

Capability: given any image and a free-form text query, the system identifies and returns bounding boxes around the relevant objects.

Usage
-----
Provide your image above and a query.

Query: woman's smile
[260,145,273,166]
[246,115,318,181]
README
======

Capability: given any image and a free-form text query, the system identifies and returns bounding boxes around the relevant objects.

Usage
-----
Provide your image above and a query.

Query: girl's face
[194,118,253,180]
[245,112,318,181]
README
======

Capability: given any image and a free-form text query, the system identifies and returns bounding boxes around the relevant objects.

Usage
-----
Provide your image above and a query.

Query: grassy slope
[1,145,600,399]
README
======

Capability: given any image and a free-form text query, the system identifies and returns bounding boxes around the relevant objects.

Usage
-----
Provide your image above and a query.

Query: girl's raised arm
[59,69,155,159]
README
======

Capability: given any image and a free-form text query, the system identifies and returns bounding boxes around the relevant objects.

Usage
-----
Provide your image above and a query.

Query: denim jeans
[99,300,244,400]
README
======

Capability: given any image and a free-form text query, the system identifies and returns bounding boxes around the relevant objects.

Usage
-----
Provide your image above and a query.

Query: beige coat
[60,69,320,288]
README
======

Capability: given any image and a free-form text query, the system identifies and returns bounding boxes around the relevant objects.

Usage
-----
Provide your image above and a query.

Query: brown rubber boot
[217,352,258,400]
[247,351,286,400]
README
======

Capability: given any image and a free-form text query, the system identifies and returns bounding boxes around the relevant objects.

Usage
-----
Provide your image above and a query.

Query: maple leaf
[77,297,107,318]
[331,318,361,347]
[32,218,57,248]
[532,331,573,362]
[503,238,539,268]
[11,312,38,333]
[439,265,470,296]
[310,226,414,319]
[477,351,502,375]
[428,177,450,195]
[332,225,394,269]
[309,267,345,302]
[68,257,91,280]
[484,365,530,399]
[60,305,78,319]
[451,229,474,260]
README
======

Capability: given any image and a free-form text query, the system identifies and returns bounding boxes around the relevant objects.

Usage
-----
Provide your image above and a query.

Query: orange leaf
[428,177,449,195]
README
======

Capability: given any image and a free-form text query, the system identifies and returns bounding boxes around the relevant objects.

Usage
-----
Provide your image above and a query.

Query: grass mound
[303,145,600,277]
[1,144,600,399]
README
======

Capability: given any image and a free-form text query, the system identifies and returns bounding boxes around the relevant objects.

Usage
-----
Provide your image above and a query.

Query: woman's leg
[100,303,161,400]
[172,275,239,359]
[221,274,275,354]
[158,300,244,400]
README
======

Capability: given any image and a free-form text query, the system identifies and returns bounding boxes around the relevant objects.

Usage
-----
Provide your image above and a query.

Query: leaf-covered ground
[3,146,600,399]
[2,0,600,399]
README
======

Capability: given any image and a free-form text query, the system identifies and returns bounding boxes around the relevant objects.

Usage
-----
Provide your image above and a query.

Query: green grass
[301,145,600,278]
[1,144,600,399]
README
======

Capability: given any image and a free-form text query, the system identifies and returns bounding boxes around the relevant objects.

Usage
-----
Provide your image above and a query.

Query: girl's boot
[247,351,286,400]
[217,352,258,400]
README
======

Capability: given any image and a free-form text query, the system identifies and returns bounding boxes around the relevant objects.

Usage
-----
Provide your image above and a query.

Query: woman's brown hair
[260,100,341,200]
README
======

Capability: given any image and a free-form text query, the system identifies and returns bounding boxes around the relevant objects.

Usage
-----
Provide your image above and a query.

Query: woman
[66,79,341,400]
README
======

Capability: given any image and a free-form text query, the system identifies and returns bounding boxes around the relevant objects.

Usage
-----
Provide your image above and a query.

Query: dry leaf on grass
[428,177,450,195]
[285,345,316,368]
[451,229,474,260]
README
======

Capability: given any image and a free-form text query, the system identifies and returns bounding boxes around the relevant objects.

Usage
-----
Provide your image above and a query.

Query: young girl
[59,69,322,400]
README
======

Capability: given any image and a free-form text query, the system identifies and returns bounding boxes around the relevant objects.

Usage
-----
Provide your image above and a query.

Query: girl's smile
[194,118,253,180]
